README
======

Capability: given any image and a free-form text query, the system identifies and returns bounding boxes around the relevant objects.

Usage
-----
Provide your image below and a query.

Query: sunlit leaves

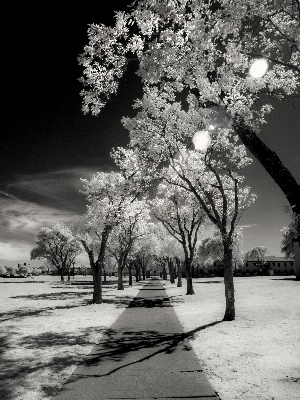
[80,171,140,232]
[79,0,300,128]
[30,223,83,268]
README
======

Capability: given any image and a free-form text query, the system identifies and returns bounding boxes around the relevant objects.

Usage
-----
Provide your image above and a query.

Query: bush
[32,268,41,276]
[18,265,32,276]
[0,265,7,276]
[6,266,17,275]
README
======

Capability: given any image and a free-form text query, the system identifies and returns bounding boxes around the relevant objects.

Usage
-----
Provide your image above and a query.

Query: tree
[153,224,185,283]
[31,268,41,276]
[0,265,7,276]
[18,264,32,277]
[152,182,207,294]
[245,246,268,266]
[5,265,17,276]
[79,171,141,303]
[30,223,83,281]
[78,0,300,242]
[280,220,296,259]
[168,143,255,320]
[198,229,244,269]
[107,198,151,290]
[113,87,256,320]
[133,233,157,281]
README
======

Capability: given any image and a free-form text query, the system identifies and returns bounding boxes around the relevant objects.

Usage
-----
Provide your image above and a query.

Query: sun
[249,59,269,78]
[192,130,212,150]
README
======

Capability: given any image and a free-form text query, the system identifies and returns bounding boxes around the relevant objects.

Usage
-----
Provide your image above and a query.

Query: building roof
[264,256,294,262]
[244,256,294,262]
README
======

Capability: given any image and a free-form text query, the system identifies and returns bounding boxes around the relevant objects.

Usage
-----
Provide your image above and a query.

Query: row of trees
[30,128,257,321]
[78,0,299,258]
[0,264,45,277]
[31,0,299,321]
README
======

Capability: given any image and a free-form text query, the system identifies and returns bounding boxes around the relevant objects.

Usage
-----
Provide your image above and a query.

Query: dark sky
[1,2,299,264]
[2,2,140,180]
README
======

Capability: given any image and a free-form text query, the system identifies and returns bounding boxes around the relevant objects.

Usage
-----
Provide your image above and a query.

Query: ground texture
[163,276,300,400]
[0,275,299,400]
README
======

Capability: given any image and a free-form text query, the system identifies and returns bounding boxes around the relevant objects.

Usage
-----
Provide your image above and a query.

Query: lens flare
[249,59,269,78]
[192,130,212,150]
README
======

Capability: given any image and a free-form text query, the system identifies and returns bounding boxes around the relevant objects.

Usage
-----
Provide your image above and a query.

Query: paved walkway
[53,278,219,400]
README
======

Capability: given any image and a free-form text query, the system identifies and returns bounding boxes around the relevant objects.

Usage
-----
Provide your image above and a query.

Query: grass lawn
[0,275,142,400]
[163,276,300,400]
[0,275,299,400]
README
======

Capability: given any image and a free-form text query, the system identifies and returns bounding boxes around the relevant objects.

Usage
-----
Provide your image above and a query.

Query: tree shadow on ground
[0,276,223,399]
[0,300,91,322]
[11,291,92,300]
[72,320,223,378]
[0,327,104,400]
[102,294,184,308]
[20,328,107,349]
[194,281,223,284]
[0,320,222,399]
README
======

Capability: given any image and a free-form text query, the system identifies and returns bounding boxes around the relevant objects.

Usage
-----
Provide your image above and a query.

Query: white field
[0,275,142,400]
[163,276,300,400]
[0,275,299,400]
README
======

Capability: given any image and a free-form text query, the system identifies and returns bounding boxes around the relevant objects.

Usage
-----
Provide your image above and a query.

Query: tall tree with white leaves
[79,171,140,303]
[79,0,300,244]
[152,182,207,294]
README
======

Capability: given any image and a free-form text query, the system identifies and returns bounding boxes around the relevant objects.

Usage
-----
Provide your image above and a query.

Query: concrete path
[53,278,220,400]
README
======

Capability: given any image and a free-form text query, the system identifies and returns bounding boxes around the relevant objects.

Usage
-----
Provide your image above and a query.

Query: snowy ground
[0,275,142,400]
[0,275,299,400]
[163,276,300,400]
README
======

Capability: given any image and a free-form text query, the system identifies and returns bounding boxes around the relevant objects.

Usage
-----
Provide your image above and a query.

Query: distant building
[206,256,294,277]
[183,256,294,278]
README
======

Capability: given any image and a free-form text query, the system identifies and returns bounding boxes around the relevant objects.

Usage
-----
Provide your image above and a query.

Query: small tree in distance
[0,265,7,276]
[30,223,83,281]
[198,230,244,271]
[18,264,32,277]
[280,220,296,259]
[244,246,269,267]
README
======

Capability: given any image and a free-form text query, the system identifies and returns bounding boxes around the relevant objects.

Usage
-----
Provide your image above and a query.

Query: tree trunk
[128,267,133,286]
[142,268,146,280]
[234,123,300,230]
[135,265,139,282]
[118,264,124,290]
[93,226,111,303]
[103,269,107,282]
[185,259,194,295]
[60,266,64,282]
[176,259,182,288]
[162,265,167,280]
[169,259,175,284]
[93,261,102,304]
[223,244,235,321]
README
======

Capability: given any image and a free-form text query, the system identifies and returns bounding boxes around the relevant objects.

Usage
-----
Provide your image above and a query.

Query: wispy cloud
[0,194,80,244]
[0,167,98,261]
[237,224,258,229]
[4,167,97,213]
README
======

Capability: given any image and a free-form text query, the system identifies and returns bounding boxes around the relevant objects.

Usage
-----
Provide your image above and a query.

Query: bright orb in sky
[249,59,269,78]
[192,130,212,150]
